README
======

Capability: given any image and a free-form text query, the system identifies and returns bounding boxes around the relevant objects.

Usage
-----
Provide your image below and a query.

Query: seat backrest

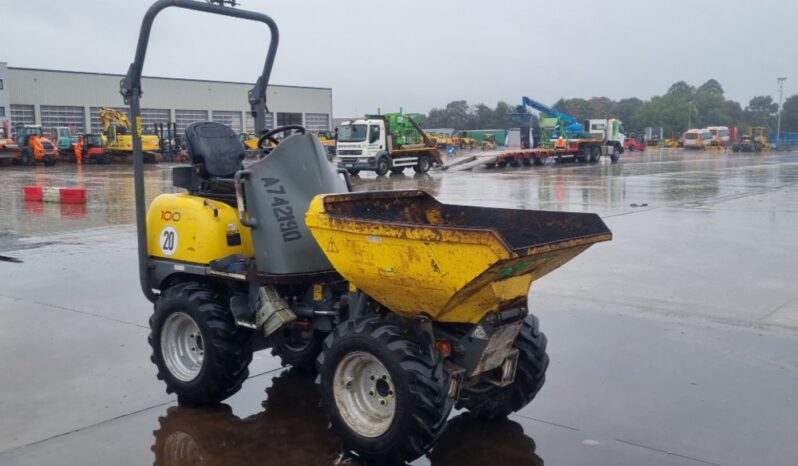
[185,121,245,179]
[243,133,347,275]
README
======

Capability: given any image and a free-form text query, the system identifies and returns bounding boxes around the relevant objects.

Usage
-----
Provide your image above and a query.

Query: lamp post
[776,77,787,149]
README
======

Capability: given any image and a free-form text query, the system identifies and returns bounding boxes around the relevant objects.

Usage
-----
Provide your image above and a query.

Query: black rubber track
[316,314,452,465]
[149,281,253,406]
[456,314,549,420]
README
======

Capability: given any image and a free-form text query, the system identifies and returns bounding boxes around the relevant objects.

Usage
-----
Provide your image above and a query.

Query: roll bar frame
[120,0,279,302]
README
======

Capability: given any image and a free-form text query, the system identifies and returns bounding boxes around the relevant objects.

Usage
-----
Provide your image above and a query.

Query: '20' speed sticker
[159,226,178,256]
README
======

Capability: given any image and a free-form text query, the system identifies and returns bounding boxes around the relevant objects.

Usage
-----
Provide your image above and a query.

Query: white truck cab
[585,118,626,147]
[336,119,386,168]
[336,117,438,176]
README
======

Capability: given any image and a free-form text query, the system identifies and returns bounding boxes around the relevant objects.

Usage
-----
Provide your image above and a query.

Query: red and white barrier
[23,186,87,204]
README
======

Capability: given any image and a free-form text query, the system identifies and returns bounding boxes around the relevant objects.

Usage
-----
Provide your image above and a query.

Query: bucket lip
[309,190,613,255]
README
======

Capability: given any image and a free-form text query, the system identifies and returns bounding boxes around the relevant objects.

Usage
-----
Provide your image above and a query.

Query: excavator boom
[100,107,131,131]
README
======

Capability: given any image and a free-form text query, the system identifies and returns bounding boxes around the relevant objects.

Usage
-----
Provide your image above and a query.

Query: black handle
[337,168,353,192]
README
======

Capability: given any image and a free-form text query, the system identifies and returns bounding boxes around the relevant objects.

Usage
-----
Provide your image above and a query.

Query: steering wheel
[257,125,306,150]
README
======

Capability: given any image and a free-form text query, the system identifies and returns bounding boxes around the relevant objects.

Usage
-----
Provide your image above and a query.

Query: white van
[683,129,713,150]
[707,126,730,147]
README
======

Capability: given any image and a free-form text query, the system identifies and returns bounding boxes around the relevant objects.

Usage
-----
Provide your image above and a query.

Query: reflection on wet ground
[151,369,542,466]
[1,149,797,466]
[152,369,351,466]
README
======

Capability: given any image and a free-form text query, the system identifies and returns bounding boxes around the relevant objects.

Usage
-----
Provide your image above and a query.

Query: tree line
[423,79,798,137]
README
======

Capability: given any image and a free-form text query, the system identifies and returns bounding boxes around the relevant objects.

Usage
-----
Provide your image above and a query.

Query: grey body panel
[243,134,346,274]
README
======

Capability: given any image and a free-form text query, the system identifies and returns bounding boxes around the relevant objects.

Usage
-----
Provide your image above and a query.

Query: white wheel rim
[161,312,204,382]
[333,351,396,437]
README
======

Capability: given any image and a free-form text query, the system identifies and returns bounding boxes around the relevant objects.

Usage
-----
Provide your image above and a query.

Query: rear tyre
[457,315,548,420]
[21,147,35,166]
[532,156,543,166]
[271,323,324,372]
[589,145,601,163]
[576,147,589,163]
[317,314,453,464]
[610,151,620,162]
[375,158,390,176]
[149,281,253,406]
[414,155,431,173]
[521,157,532,167]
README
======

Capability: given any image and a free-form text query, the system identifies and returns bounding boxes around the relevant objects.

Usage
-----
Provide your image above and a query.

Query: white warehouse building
[0,63,332,138]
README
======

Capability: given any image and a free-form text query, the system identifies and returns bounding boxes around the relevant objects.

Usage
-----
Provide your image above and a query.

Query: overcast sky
[3,0,795,117]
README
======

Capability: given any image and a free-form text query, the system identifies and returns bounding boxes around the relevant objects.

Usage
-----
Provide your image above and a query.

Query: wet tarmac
[1,149,797,465]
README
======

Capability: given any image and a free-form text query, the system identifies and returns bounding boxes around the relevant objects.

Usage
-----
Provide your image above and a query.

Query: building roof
[7,66,331,92]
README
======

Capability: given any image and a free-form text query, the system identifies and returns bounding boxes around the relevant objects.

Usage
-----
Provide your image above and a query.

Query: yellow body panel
[107,134,160,153]
[147,193,253,264]
[306,195,608,324]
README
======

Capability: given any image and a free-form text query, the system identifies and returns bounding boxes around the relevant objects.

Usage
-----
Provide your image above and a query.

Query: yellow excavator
[100,107,160,161]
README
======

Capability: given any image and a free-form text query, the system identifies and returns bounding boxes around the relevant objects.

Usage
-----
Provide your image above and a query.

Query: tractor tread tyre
[316,314,452,465]
[456,314,548,420]
[21,147,35,166]
[271,327,324,373]
[149,281,253,407]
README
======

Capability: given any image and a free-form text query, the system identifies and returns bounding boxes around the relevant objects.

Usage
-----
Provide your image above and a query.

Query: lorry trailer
[484,138,621,168]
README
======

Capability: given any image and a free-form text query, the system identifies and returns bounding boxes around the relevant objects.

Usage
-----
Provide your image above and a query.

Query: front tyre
[316,315,452,464]
[149,281,253,406]
[456,314,549,420]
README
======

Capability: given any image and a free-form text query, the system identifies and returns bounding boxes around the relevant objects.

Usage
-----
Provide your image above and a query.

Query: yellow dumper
[307,190,611,324]
[127,2,612,464]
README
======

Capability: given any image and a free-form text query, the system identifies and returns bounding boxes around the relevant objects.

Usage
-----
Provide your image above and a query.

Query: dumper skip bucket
[306,190,611,323]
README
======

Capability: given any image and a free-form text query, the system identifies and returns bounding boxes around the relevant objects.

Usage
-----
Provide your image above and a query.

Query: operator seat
[185,121,246,179]
[174,121,246,202]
